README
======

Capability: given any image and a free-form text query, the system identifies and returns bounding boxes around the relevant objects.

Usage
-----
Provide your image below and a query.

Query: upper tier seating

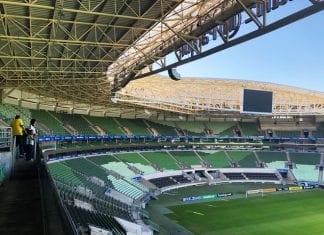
[289,153,321,165]
[239,122,261,136]
[227,151,258,168]
[149,120,197,135]
[198,151,231,168]
[140,152,180,171]
[117,119,150,135]
[175,121,206,134]
[60,113,97,135]
[85,116,125,135]
[145,120,177,136]
[289,152,321,182]
[31,109,68,135]
[205,122,236,135]
[275,130,301,137]
[169,151,201,167]
[257,151,288,168]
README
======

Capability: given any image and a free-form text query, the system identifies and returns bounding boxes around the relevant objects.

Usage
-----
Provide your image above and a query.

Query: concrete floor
[0,159,44,234]
[0,158,72,235]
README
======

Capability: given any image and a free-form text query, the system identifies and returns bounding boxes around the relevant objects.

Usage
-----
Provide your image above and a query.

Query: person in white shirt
[25,119,37,161]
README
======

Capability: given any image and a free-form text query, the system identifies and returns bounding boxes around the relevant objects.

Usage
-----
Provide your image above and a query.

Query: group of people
[10,115,37,161]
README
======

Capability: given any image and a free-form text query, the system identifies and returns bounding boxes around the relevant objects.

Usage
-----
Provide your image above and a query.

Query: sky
[160,1,324,92]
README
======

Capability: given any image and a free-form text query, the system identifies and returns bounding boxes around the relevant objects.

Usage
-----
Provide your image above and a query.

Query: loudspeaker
[168,68,181,81]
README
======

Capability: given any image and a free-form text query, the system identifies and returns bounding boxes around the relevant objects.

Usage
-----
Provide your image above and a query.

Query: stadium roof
[0,0,323,117]
[116,76,324,116]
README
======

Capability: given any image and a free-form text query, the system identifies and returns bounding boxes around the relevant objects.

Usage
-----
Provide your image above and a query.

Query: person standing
[25,119,37,161]
[10,115,25,158]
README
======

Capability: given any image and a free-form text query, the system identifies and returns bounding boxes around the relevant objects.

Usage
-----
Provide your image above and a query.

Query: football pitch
[165,190,324,235]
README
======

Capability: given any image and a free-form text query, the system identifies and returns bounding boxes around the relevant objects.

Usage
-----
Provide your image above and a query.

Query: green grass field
[165,190,324,235]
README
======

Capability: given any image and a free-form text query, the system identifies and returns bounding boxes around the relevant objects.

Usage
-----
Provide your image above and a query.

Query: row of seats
[0,103,264,137]
[88,150,322,174]
[149,176,179,188]
[65,204,126,235]
[148,175,191,188]
[223,172,279,181]
[56,181,132,221]
[107,175,144,200]
[4,103,324,138]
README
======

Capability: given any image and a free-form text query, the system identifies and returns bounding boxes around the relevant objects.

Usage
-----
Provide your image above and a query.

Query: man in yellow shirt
[10,115,25,157]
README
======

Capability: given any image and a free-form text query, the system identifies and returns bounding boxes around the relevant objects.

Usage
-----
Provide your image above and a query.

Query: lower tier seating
[244,173,279,181]
[65,204,126,235]
[223,173,245,180]
[149,176,178,188]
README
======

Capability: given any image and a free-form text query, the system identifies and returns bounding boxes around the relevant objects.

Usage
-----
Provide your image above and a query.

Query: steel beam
[0,1,160,22]
[134,2,324,80]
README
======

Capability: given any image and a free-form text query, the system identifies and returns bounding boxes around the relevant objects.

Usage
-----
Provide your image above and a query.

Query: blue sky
[160,1,324,92]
